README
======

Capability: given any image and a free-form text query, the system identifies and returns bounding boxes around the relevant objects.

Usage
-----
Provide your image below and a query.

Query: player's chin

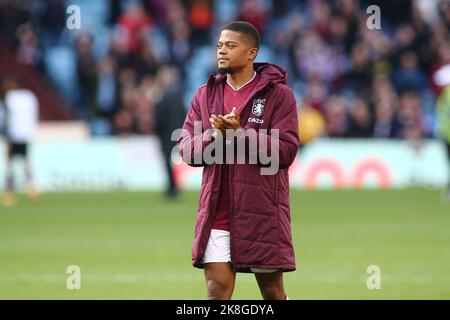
[217,60,229,69]
[217,65,233,75]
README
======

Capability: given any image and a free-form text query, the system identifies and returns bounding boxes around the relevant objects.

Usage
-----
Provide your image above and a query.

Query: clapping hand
[209,107,242,135]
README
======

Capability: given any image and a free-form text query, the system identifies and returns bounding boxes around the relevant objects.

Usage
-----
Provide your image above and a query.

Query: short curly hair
[221,21,260,50]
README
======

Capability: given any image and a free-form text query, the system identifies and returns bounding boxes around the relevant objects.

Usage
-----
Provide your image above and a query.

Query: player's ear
[248,48,258,61]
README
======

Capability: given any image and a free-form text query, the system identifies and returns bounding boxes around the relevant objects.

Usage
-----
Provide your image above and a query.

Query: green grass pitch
[0,189,449,299]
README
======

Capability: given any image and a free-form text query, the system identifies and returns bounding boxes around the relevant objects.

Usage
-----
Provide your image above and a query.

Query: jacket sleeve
[177,87,215,167]
[244,86,299,170]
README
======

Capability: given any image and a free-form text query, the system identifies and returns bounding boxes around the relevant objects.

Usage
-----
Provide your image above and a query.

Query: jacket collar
[205,62,288,115]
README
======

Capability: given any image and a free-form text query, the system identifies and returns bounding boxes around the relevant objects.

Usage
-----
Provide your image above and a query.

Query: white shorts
[201,229,279,273]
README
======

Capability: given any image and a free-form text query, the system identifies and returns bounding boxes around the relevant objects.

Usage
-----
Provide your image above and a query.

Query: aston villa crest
[252,99,266,116]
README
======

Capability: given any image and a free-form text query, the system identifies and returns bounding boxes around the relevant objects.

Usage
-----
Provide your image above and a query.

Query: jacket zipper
[222,80,270,268]
[226,81,271,270]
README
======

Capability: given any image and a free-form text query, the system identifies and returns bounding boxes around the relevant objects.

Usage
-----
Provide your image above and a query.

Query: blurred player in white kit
[2,77,39,207]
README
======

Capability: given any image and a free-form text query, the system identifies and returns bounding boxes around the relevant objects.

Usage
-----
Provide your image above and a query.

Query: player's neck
[227,65,255,91]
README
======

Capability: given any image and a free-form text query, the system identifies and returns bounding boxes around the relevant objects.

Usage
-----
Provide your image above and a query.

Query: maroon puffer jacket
[178,63,299,272]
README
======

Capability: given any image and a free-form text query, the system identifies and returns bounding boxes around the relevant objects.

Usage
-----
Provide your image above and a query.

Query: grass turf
[0,189,449,299]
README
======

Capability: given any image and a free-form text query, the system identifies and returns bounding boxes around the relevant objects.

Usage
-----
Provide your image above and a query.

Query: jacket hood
[253,62,288,85]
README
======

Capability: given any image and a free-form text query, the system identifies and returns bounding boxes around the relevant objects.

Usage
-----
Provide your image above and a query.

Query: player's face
[217,30,257,74]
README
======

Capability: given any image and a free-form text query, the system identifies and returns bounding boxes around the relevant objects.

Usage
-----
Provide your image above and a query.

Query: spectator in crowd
[95,55,119,123]
[75,34,97,119]
[341,42,372,96]
[188,0,214,46]
[39,0,66,48]
[117,1,152,56]
[347,99,373,138]
[438,0,450,29]
[113,109,135,136]
[392,51,427,93]
[0,0,449,142]
[372,100,402,139]
[238,0,268,32]
[15,23,43,71]
[136,41,159,78]
[324,96,349,138]
[396,89,427,139]
[0,0,31,47]
[168,20,192,78]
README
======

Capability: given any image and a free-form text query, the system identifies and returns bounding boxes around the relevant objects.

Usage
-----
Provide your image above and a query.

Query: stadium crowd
[1,0,450,143]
